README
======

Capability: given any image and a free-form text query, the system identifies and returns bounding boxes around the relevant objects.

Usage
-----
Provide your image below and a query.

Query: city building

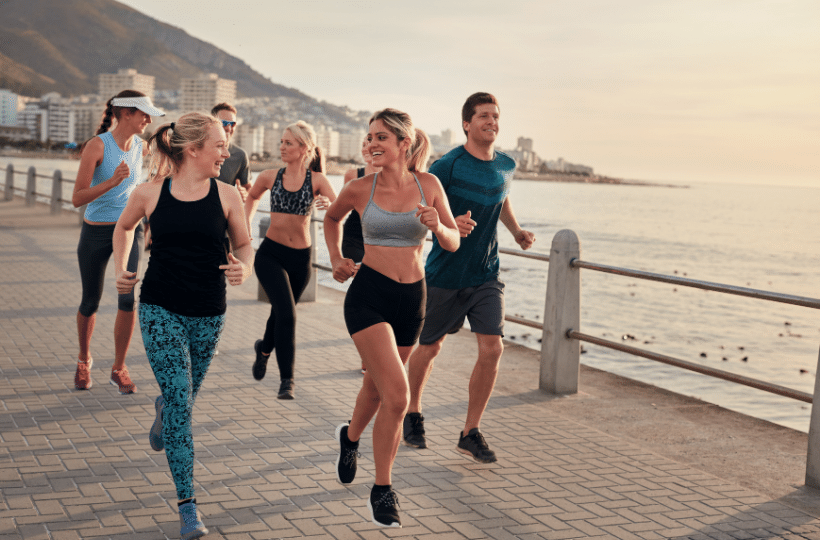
[316,125,339,158]
[19,102,47,143]
[0,90,18,126]
[263,122,283,159]
[99,68,155,100]
[179,73,236,113]
[69,97,106,144]
[338,129,367,161]
[236,123,265,157]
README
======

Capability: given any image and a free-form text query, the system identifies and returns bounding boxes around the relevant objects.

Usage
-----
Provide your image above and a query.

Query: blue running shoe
[178,500,208,540]
[149,395,164,452]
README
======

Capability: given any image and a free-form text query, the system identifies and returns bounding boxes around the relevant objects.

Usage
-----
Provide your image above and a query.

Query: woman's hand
[111,161,131,185]
[220,252,249,286]
[416,203,441,232]
[313,194,332,211]
[116,270,140,295]
[332,258,359,283]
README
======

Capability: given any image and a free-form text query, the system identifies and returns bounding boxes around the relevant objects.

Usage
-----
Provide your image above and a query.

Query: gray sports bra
[361,173,428,247]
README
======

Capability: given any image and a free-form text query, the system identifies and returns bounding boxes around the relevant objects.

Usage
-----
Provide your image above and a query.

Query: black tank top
[140,177,228,316]
[342,167,365,250]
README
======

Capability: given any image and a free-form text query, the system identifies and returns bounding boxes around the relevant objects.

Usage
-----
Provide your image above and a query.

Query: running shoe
[178,500,208,540]
[334,423,359,484]
[402,412,427,449]
[277,378,294,400]
[367,486,402,528]
[456,428,497,463]
[75,358,93,390]
[252,339,268,381]
[110,367,137,394]
[149,395,165,452]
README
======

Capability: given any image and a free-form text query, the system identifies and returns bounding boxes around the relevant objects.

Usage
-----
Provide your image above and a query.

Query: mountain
[0,0,356,125]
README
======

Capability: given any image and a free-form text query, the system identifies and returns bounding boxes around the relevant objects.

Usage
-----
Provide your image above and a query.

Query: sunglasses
[221,120,237,128]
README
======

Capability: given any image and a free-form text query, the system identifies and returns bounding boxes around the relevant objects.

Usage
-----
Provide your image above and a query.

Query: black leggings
[254,238,311,380]
[77,222,143,317]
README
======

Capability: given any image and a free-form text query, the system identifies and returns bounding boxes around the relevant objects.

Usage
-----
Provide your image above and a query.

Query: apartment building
[99,69,155,100]
[179,73,236,113]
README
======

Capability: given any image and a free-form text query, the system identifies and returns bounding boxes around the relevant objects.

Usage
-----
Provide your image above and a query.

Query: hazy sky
[129,0,818,187]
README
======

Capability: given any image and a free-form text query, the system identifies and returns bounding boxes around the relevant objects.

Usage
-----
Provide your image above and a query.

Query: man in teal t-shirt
[403,92,536,463]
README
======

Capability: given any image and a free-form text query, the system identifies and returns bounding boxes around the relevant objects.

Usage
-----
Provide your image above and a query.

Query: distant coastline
[0,149,685,188]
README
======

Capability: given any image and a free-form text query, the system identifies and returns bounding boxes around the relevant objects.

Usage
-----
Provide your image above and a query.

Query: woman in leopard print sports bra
[244,121,336,399]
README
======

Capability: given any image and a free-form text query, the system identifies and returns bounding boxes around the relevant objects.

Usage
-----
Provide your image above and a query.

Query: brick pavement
[3,197,820,539]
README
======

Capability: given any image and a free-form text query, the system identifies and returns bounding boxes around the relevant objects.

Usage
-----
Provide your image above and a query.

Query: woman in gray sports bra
[244,121,337,400]
[323,108,460,528]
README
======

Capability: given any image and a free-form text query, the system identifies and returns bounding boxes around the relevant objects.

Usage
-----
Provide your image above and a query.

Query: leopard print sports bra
[269,168,313,216]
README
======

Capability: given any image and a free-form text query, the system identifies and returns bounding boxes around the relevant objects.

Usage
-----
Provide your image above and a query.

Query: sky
[128,0,819,187]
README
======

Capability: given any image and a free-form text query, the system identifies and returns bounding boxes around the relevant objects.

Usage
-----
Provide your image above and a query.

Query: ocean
[4,155,819,432]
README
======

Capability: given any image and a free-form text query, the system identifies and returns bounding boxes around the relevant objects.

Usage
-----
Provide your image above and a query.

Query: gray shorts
[419,280,505,345]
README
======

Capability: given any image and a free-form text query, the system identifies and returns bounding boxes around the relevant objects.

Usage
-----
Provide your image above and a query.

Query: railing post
[257,215,270,303]
[805,345,820,488]
[51,170,62,214]
[26,166,36,206]
[4,164,13,201]
[300,218,318,303]
[540,229,581,394]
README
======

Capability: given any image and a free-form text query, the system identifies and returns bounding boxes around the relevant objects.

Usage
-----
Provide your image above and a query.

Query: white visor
[111,96,165,117]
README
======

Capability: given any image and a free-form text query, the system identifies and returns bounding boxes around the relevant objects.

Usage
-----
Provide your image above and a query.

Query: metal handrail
[571,259,820,310]
[567,329,813,403]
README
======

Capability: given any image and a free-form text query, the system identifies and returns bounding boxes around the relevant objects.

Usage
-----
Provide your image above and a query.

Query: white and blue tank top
[84,131,143,223]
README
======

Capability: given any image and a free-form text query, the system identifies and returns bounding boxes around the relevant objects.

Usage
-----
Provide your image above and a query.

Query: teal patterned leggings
[139,303,225,500]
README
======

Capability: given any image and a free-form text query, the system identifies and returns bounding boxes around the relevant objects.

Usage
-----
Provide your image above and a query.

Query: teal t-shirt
[425,146,515,289]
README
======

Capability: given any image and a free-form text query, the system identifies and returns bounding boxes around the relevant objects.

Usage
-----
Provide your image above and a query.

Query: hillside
[0,0,356,125]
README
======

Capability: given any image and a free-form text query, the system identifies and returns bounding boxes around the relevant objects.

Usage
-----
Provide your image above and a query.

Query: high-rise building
[0,90,18,126]
[19,102,47,142]
[517,137,533,152]
[316,125,339,158]
[99,69,155,100]
[179,73,236,113]
[70,98,107,144]
[338,129,367,161]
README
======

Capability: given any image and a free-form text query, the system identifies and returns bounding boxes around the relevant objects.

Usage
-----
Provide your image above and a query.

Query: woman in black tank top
[244,120,336,399]
[112,112,253,540]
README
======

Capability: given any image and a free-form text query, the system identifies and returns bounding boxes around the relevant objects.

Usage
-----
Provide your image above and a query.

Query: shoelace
[373,490,400,511]
[410,417,425,436]
[179,504,199,526]
[468,431,489,450]
[341,446,361,466]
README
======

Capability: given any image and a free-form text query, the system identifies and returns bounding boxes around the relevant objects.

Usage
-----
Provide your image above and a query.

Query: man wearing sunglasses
[211,102,250,202]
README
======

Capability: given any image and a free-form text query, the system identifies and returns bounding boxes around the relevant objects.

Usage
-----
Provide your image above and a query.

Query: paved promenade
[2,197,820,539]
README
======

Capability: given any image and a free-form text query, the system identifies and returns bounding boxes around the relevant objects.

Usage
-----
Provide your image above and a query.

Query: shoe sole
[334,423,353,484]
[366,498,401,528]
[180,527,208,540]
[109,378,136,395]
[277,392,294,400]
[401,438,427,449]
[455,445,498,464]
[149,397,164,452]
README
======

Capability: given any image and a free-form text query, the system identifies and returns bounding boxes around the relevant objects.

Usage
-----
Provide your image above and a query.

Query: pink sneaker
[110,367,137,394]
[75,358,93,390]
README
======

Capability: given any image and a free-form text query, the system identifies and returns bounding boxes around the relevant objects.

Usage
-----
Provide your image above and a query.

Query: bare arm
[324,181,358,282]
[416,173,460,252]
[113,184,151,294]
[72,137,131,208]
[218,184,254,285]
[243,169,275,235]
[311,172,337,211]
[499,195,535,250]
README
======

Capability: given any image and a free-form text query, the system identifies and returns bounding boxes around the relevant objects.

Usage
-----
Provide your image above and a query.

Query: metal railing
[10,164,820,488]
[4,163,85,221]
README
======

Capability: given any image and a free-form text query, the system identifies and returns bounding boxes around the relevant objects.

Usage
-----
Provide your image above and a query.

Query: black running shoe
[456,428,497,463]
[277,378,294,399]
[368,486,401,528]
[335,423,359,484]
[252,339,268,381]
[402,412,427,449]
